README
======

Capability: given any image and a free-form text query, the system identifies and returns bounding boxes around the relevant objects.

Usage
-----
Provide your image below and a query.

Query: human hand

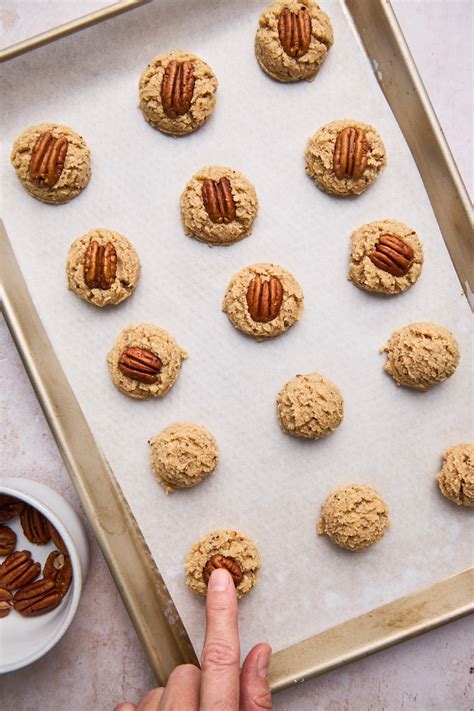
[114,567,272,710]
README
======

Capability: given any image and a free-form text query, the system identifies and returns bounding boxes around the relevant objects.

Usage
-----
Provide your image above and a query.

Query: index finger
[200,568,240,711]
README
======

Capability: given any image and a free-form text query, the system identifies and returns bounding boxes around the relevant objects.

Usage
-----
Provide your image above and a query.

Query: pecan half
[20,505,51,545]
[118,347,162,384]
[202,555,243,587]
[13,578,62,617]
[84,240,117,290]
[201,177,236,224]
[47,521,68,555]
[278,7,312,59]
[0,550,41,591]
[368,234,415,277]
[0,587,13,618]
[43,551,73,598]
[0,525,17,556]
[161,60,195,119]
[29,131,68,187]
[333,127,368,180]
[0,494,24,523]
[246,275,284,323]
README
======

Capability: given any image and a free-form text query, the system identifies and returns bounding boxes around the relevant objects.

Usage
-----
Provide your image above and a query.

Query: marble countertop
[0,2,472,709]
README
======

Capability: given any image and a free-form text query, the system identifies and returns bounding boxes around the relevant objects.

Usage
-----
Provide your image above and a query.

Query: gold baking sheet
[1,0,473,693]
[1,222,472,690]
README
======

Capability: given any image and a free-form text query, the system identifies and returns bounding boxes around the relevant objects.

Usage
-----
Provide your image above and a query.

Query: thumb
[240,643,272,710]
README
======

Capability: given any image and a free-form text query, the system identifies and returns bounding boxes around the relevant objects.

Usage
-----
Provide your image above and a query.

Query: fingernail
[209,568,230,591]
[257,646,271,678]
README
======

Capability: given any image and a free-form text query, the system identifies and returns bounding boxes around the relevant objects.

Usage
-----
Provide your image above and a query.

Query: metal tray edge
[269,567,473,693]
[0,0,152,63]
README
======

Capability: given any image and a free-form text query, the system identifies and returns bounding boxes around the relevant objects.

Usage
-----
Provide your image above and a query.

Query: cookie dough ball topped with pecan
[305,119,386,196]
[317,485,390,551]
[184,529,260,599]
[277,372,344,439]
[222,262,304,340]
[66,228,140,308]
[139,51,217,136]
[149,423,219,494]
[180,166,259,246]
[10,123,91,204]
[348,220,423,295]
[255,0,333,83]
[381,322,460,391]
[107,323,187,400]
[436,444,474,507]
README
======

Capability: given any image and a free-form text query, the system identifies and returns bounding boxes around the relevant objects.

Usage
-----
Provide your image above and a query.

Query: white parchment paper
[1,0,472,659]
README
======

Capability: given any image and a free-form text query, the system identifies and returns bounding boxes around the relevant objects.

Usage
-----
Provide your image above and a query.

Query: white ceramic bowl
[0,478,89,673]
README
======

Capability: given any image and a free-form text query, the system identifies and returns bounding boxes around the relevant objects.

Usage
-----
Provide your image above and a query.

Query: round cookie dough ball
[107,323,187,400]
[436,443,474,507]
[10,123,91,204]
[180,165,259,246]
[66,228,140,308]
[184,529,260,599]
[255,0,334,83]
[305,119,386,196]
[277,372,343,439]
[348,220,423,295]
[222,262,304,341]
[381,322,460,391]
[317,485,390,551]
[149,423,219,494]
[139,51,217,136]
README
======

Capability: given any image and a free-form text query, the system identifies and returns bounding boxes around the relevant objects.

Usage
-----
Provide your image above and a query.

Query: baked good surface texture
[180,165,258,246]
[139,50,217,136]
[66,228,140,308]
[149,423,219,493]
[348,219,423,295]
[277,372,344,439]
[436,444,474,507]
[107,323,187,400]
[184,529,260,599]
[380,322,460,390]
[305,119,386,196]
[317,485,390,550]
[11,123,91,204]
[222,262,304,340]
[255,0,334,83]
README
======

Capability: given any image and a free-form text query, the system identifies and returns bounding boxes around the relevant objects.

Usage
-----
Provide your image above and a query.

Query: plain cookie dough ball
[348,220,423,295]
[184,528,260,599]
[107,323,187,400]
[139,51,217,136]
[222,262,304,340]
[149,423,219,493]
[11,123,91,204]
[255,0,334,83]
[180,165,259,246]
[381,322,460,391]
[305,119,386,196]
[277,372,343,439]
[66,228,140,308]
[317,485,390,551]
[436,444,474,507]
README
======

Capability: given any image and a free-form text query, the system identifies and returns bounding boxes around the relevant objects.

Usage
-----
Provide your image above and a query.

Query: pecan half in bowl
[0,479,89,673]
